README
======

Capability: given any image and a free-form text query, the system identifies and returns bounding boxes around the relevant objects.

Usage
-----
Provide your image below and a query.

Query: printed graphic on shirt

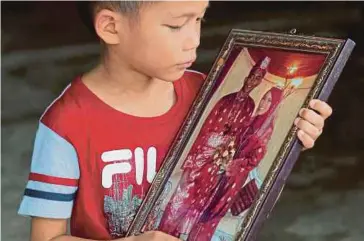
[104,175,143,237]
[102,147,158,237]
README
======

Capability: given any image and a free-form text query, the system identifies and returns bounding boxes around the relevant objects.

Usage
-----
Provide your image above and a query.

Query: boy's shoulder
[40,77,84,139]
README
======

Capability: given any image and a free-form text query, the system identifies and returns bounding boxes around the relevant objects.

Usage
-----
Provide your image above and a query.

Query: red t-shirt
[18,70,205,239]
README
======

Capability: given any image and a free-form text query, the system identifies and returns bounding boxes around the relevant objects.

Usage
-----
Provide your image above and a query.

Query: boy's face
[111,1,209,82]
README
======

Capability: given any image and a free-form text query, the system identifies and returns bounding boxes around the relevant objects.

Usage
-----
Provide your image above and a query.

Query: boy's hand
[125,231,181,241]
[294,99,333,150]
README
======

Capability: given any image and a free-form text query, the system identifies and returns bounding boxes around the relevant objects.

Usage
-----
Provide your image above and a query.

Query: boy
[18,1,332,241]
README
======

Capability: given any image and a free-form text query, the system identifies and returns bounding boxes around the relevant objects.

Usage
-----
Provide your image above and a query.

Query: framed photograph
[127,29,355,241]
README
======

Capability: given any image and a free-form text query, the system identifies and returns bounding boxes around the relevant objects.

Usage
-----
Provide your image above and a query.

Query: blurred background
[1,1,363,241]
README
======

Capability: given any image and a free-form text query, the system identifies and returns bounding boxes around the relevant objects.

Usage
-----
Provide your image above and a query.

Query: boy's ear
[94,9,124,45]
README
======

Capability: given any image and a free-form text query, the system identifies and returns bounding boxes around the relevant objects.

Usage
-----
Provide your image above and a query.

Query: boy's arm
[30,218,81,241]
[17,121,81,241]
[31,217,113,241]
[31,218,181,241]
[30,217,108,241]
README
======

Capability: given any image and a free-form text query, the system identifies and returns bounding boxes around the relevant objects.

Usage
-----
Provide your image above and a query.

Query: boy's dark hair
[76,1,147,36]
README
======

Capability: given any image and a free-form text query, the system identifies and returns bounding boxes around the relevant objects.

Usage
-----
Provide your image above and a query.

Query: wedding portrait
[140,44,329,241]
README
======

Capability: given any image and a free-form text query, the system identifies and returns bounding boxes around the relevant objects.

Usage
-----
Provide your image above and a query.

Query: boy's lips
[178,59,196,68]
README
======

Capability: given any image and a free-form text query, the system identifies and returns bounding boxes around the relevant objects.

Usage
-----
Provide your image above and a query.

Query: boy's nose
[183,38,200,52]
[183,29,201,51]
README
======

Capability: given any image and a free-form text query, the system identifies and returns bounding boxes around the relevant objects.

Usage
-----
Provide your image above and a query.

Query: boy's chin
[158,69,186,83]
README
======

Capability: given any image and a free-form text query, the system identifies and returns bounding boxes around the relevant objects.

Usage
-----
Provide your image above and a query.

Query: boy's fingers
[294,117,321,140]
[310,100,333,120]
[298,108,324,130]
[297,130,315,149]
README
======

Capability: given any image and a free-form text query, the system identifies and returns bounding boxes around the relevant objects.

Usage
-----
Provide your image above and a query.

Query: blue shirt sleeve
[18,122,80,219]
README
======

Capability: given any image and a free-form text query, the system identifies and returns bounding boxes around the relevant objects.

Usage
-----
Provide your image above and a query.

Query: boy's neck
[99,57,158,94]
[82,59,176,118]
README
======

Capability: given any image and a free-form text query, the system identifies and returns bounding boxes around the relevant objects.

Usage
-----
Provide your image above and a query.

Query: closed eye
[164,16,205,32]
[165,24,183,32]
